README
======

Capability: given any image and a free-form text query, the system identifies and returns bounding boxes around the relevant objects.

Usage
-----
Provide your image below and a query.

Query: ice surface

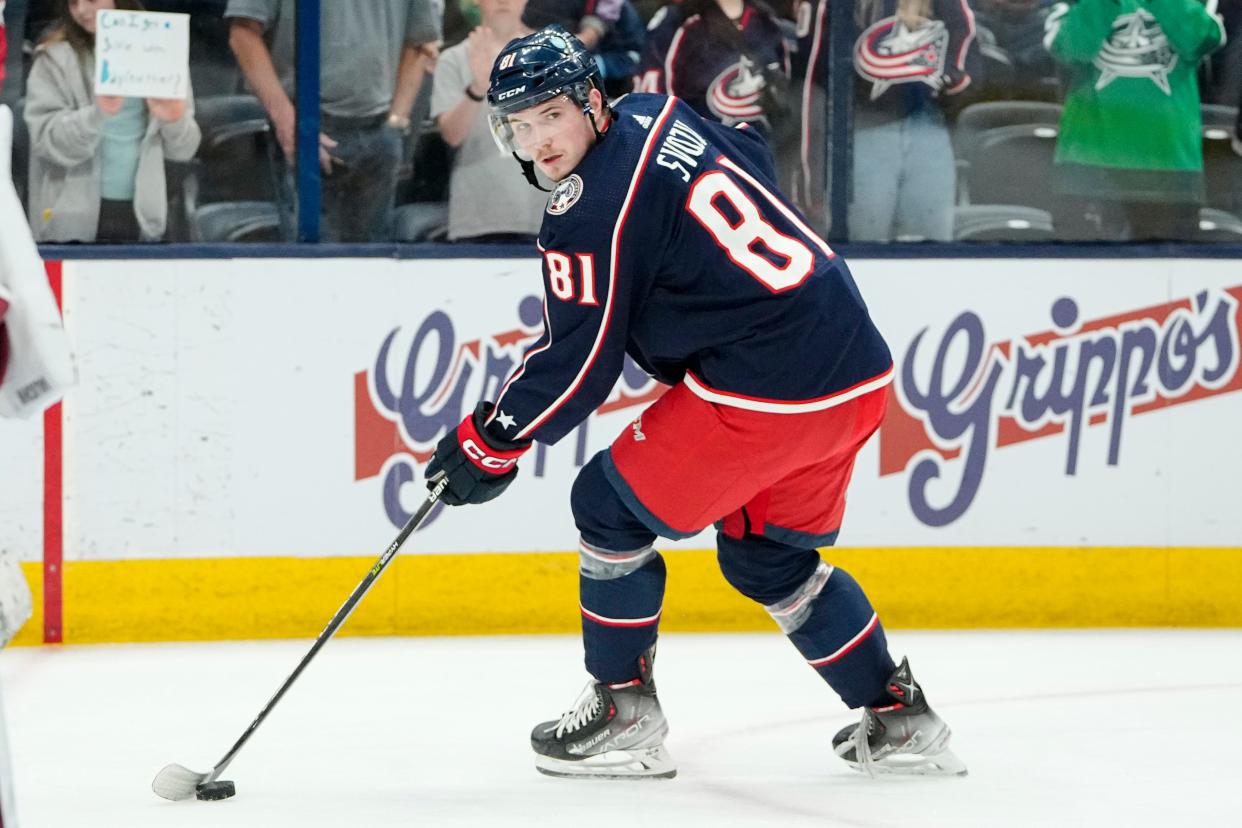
[3,630,1240,827]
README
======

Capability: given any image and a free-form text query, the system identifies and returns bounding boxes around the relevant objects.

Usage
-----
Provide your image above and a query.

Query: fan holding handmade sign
[22,2,199,243]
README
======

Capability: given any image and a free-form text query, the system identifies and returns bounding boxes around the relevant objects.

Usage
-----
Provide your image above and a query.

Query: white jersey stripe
[664,17,698,95]
[799,0,827,196]
[954,0,977,70]
[514,97,679,440]
[490,299,552,426]
[684,366,893,414]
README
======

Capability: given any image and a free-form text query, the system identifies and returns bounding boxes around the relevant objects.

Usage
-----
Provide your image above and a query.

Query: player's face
[506,93,600,182]
[69,0,115,33]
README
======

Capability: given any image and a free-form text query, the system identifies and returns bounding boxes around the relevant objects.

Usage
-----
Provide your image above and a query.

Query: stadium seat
[1196,207,1242,241]
[183,94,287,243]
[953,204,1054,241]
[953,100,1063,168]
[962,122,1061,213]
[392,202,448,242]
[1200,103,1237,134]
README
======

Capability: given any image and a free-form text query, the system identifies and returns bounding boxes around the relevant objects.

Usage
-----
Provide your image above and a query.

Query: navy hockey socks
[579,545,667,684]
[782,566,896,708]
[717,533,895,709]
[571,451,668,684]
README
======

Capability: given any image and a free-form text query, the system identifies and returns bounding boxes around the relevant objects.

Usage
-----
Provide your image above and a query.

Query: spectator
[850,0,979,241]
[636,0,792,140]
[432,0,548,241]
[974,0,1058,100]
[524,0,645,95]
[1044,0,1225,240]
[790,0,978,239]
[24,0,200,243]
[226,0,441,242]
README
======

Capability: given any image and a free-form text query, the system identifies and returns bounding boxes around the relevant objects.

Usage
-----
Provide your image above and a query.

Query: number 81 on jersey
[543,251,599,306]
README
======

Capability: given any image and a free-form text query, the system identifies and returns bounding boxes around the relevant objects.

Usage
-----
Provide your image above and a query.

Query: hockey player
[424,25,965,780]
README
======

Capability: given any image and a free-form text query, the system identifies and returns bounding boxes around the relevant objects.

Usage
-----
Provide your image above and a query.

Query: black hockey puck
[195,780,236,801]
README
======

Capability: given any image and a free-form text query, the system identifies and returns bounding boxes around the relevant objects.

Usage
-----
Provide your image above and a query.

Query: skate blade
[840,746,968,778]
[836,725,968,778]
[535,745,677,780]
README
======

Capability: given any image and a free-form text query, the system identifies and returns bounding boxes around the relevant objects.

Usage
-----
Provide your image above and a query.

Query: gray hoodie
[24,39,200,242]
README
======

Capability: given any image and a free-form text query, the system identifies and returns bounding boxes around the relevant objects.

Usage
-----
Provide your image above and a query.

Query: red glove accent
[456,411,529,474]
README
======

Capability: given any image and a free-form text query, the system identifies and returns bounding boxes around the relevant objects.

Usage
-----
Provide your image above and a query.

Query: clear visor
[488,110,538,160]
[488,87,591,159]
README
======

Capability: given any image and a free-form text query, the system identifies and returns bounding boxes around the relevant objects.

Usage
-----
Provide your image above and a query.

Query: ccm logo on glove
[426,402,530,506]
[462,438,520,470]
[458,416,524,471]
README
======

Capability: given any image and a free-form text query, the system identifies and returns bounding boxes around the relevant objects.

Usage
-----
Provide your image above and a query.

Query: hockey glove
[425,401,530,506]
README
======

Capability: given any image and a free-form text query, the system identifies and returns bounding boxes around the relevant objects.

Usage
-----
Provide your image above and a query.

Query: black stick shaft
[204,478,447,782]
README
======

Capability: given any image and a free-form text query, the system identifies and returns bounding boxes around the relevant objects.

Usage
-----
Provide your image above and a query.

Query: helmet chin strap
[516,156,552,192]
[584,99,611,143]
[515,100,611,193]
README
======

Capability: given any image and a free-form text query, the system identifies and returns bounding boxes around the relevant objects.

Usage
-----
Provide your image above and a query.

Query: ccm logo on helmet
[498,85,527,100]
[463,439,519,470]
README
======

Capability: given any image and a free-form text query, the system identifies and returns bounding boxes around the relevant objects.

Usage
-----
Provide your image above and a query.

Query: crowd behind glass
[1,0,1239,245]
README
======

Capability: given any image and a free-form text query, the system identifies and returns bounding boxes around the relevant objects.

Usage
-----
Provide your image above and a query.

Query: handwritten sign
[93,10,190,100]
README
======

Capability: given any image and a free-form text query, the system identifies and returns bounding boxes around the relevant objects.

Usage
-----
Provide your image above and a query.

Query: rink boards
[3,255,1240,643]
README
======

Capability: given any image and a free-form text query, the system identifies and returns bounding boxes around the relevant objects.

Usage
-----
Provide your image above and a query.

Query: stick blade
[152,763,209,801]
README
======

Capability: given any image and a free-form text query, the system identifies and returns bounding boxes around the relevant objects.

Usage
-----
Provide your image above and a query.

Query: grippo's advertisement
[3,256,1239,565]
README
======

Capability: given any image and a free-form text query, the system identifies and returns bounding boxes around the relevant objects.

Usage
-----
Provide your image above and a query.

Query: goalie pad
[0,550,31,648]
[0,104,76,419]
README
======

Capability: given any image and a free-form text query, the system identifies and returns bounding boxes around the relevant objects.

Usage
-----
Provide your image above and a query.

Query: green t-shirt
[1045,0,1224,199]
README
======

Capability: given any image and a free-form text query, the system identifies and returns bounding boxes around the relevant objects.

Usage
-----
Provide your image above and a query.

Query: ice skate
[832,657,967,777]
[531,649,676,780]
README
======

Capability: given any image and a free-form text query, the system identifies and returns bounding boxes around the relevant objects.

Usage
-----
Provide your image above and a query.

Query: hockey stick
[152,476,449,801]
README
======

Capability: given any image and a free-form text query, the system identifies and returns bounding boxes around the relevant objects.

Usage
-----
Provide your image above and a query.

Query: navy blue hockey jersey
[787,0,979,207]
[488,94,892,446]
[792,0,979,121]
[635,3,790,131]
